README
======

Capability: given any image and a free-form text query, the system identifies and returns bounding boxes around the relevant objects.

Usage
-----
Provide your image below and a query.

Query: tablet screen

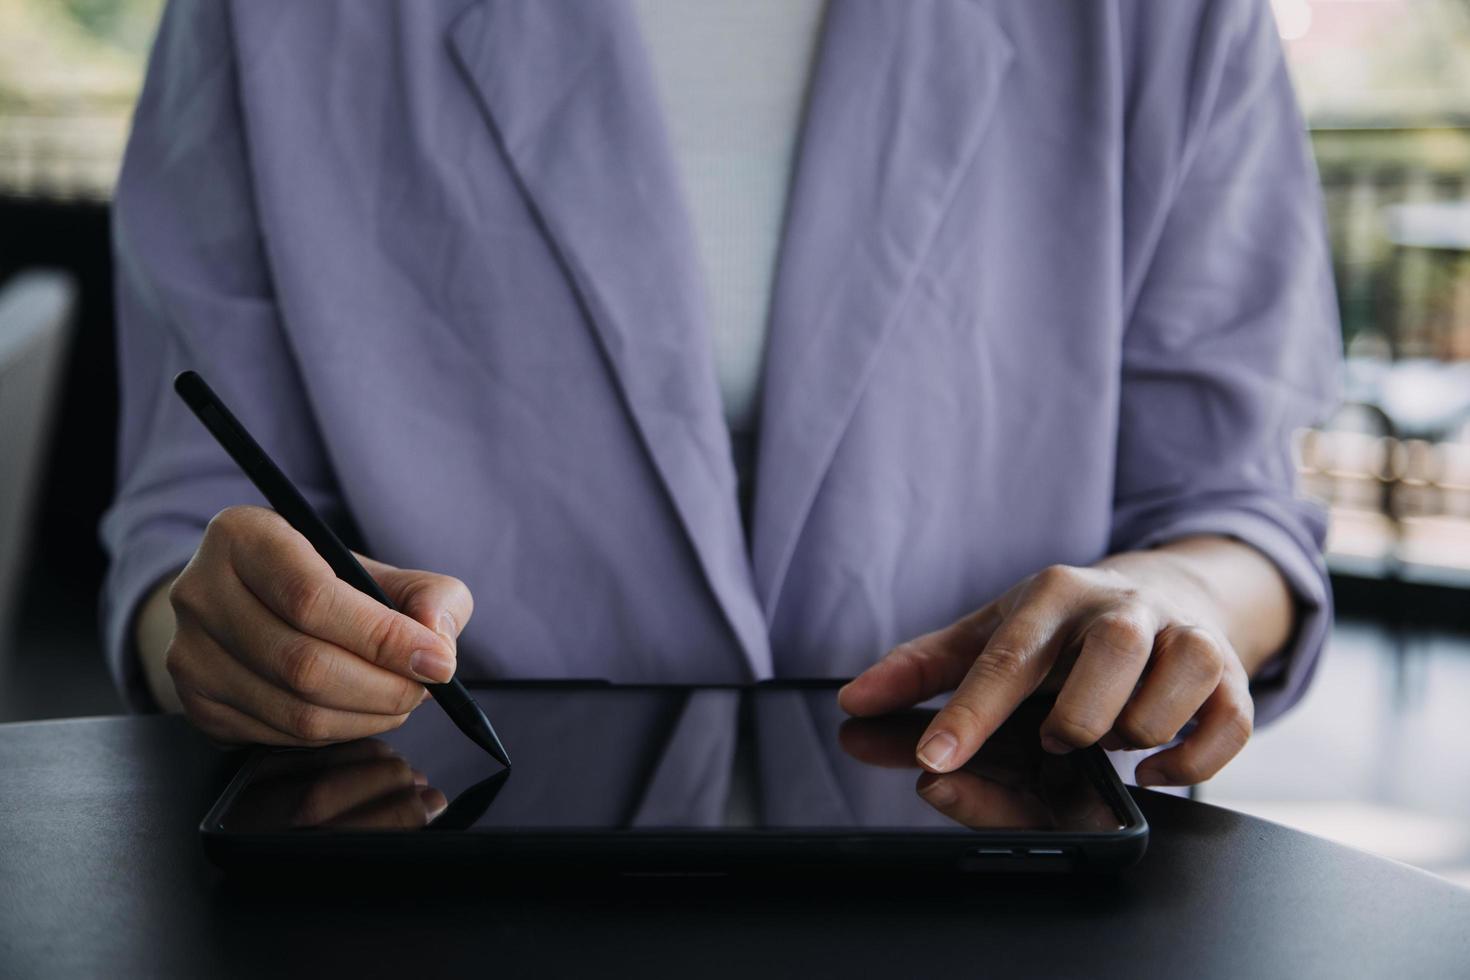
[212,685,1129,835]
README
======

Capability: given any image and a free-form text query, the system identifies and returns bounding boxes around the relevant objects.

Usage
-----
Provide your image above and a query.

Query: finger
[288,757,422,827]
[1115,625,1225,750]
[915,771,1052,830]
[359,554,474,648]
[837,604,1003,717]
[170,628,412,745]
[178,687,330,748]
[1039,605,1157,753]
[1134,667,1253,788]
[325,786,447,830]
[199,571,427,714]
[915,590,1072,773]
[213,507,456,683]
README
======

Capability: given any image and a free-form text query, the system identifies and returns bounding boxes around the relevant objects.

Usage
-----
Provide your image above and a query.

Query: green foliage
[56,0,163,55]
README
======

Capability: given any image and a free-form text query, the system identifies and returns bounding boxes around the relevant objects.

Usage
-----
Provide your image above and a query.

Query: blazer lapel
[750,0,1016,620]
[449,0,771,678]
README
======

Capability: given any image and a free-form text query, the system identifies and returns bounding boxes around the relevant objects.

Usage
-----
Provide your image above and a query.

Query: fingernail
[409,649,455,684]
[1135,769,1166,788]
[917,731,958,772]
[419,786,448,821]
[1040,735,1072,755]
[411,769,428,787]
[919,777,958,807]
[437,612,458,649]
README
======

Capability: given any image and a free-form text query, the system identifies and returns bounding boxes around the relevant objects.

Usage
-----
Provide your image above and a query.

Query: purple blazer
[103,0,1340,720]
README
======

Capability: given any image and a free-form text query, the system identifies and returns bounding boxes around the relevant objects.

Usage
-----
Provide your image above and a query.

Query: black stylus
[173,370,511,769]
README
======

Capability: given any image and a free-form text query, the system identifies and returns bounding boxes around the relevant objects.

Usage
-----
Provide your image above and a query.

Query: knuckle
[1087,614,1153,660]
[280,637,332,696]
[1034,564,1080,591]
[974,644,1029,683]
[288,702,332,743]
[452,577,475,617]
[167,573,200,616]
[1117,711,1171,749]
[1164,627,1226,680]
[165,635,207,689]
[1048,711,1108,747]
[205,507,242,540]
[366,611,416,666]
[176,685,205,716]
[937,697,988,741]
[886,639,947,697]
[439,574,472,608]
[279,572,329,625]
[207,505,264,544]
[1222,703,1255,749]
[1169,756,1214,786]
[163,639,188,680]
[890,639,928,668]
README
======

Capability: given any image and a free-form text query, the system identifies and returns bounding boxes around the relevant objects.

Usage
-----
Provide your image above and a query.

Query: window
[0,0,164,200]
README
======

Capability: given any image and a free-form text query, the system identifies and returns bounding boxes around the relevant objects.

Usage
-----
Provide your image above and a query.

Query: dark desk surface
[2,715,1467,979]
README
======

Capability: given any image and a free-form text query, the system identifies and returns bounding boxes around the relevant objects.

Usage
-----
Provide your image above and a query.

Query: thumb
[356,554,474,653]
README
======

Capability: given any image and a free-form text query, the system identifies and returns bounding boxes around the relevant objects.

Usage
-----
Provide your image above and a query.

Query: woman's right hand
[156,505,473,746]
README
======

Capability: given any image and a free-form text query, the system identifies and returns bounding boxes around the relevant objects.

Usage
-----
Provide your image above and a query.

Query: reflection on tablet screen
[216,687,1127,834]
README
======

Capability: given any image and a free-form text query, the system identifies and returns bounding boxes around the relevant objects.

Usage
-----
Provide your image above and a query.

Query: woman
[104,0,1339,788]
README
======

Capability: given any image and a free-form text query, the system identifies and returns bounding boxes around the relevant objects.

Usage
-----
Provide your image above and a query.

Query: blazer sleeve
[101,0,345,711]
[1110,0,1342,727]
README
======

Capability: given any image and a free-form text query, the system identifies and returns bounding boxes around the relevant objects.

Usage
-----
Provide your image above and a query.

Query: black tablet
[201,682,1148,875]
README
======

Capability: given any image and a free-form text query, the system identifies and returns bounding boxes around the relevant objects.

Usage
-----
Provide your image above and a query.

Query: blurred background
[1,0,1468,885]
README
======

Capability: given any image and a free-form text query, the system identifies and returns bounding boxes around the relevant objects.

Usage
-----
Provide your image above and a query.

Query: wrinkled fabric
[103,0,1340,723]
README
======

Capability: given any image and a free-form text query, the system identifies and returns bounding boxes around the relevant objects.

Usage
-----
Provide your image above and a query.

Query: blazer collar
[449,0,1014,658]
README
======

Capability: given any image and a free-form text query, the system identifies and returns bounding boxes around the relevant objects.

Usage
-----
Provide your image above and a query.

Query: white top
[632,0,829,512]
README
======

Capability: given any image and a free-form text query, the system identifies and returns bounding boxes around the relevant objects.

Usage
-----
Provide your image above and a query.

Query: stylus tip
[472,727,512,769]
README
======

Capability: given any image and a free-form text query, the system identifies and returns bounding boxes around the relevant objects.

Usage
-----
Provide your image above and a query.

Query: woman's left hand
[838,553,1262,788]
